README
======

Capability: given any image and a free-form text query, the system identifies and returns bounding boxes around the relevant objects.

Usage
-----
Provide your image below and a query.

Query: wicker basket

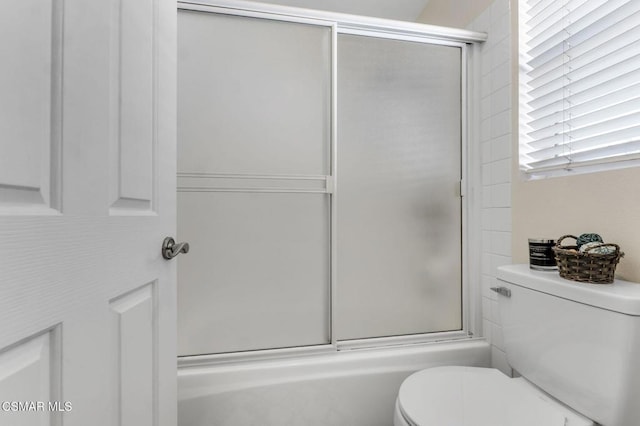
[552,235,624,284]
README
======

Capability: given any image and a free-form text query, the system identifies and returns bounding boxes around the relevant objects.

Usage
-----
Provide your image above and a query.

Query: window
[519,0,640,178]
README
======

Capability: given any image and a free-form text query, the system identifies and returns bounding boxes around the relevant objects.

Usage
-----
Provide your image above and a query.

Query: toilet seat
[396,367,593,426]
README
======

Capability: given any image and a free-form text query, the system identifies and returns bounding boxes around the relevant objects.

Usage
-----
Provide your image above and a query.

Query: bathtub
[178,339,490,426]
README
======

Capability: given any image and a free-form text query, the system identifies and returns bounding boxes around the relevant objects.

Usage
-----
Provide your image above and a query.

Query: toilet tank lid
[497,264,640,316]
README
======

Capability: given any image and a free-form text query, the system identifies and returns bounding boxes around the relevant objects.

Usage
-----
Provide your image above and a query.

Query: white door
[0,1,177,426]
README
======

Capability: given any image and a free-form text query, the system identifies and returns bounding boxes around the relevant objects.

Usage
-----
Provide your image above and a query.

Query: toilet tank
[496,265,640,426]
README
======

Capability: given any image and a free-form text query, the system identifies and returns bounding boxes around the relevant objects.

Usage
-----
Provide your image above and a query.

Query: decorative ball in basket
[552,234,624,284]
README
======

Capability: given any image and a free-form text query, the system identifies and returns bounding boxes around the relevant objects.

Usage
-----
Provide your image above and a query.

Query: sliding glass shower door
[177,11,332,356]
[177,7,463,357]
[336,35,462,340]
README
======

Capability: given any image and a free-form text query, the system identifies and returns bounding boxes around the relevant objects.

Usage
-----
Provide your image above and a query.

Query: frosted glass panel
[336,35,462,340]
[178,11,331,176]
[178,192,330,355]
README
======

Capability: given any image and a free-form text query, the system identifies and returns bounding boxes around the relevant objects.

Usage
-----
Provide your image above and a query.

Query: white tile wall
[468,0,513,376]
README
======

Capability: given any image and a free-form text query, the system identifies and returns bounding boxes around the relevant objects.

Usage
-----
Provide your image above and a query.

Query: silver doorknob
[162,237,190,260]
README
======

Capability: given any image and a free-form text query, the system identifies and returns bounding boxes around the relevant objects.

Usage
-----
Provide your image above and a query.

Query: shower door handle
[162,237,190,260]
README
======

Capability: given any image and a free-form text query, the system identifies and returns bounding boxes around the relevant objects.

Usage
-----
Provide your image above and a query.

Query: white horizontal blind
[519,0,640,176]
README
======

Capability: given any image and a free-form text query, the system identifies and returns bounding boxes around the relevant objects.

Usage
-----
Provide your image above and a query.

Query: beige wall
[512,168,640,282]
[417,0,494,28]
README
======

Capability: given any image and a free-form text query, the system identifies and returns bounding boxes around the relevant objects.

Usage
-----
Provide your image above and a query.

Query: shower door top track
[178,0,487,43]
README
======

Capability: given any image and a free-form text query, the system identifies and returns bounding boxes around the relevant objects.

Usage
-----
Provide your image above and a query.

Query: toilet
[394,264,640,426]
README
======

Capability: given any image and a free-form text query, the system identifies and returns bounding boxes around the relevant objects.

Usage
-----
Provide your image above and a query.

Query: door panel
[0,0,62,212]
[0,1,176,426]
[110,0,156,213]
[336,34,463,340]
[178,192,330,355]
[0,328,61,425]
[110,283,156,426]
[178,11,331,176]
[177,10,332,356]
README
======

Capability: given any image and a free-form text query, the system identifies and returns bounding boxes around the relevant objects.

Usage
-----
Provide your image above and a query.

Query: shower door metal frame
[177,0,487,367]
[332,28,469,350]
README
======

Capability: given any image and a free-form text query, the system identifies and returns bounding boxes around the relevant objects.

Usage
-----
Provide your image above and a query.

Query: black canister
[528,238,557,270]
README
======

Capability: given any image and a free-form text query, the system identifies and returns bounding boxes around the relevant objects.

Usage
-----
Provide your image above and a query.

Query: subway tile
[478,39,490,57]
[491,254,513,273]
[476,9,491,32]
[491,0,511,23]
[481,141,492,164]
[483,208,494,231]
[482,185,492,208]
[473,3,515,376]
[491,109,512,139]
[492,323,505,351]
[481,73,492,98]
[480,117,491,142]
[491,158,511,184]
[492,35,512,70]
[482,229,492,253]
[483,319,493,342]
[491,134,512,161]
[481,49,493,76]
[491,346,513,376]
[491,253,513,268]
[484,207,502,231]
[482,209,492,231]
[490,60,511,92]
[482,296,492,321]
[491,231,512,257]
[491,299,500,324]
[491,9,511,41]
[491,84,511,115]
[482,273,495,300]
[469,8,490,32]
[482,163,492,185]
[483,16,497,49]
[473,1,516,356]
[491,183,511,207]
[482,252,492,275]
[488,231,503,253]
[484,33,496,51]
[488,29,511,55]
[480,95,492,120]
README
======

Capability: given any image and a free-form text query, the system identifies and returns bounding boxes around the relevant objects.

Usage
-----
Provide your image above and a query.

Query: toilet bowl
[393,264,640,426]
[393,366,592,426]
